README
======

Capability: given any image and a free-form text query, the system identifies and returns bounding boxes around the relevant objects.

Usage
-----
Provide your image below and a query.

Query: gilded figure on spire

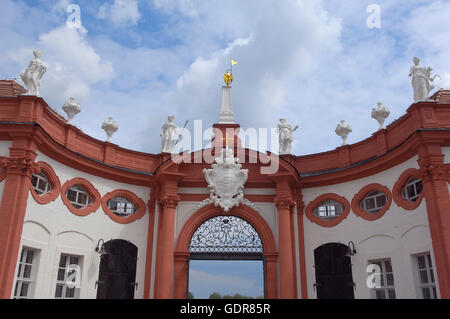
[224,70,233,86]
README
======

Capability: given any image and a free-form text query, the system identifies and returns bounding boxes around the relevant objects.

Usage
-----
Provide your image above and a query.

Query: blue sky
[2,0,450,299]
[2,0,450,155]
[189,260,264,299]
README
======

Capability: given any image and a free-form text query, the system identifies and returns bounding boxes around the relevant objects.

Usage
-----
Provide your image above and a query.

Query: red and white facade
[1,79,450,299]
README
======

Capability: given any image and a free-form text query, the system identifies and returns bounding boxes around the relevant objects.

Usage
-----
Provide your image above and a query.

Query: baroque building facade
[0,76,450,299]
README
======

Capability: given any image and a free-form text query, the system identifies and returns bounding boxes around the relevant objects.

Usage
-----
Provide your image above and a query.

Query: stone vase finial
[335,120,352,146]
[62,97,81,124]
[102,116,118,142]
[371,102,390,130]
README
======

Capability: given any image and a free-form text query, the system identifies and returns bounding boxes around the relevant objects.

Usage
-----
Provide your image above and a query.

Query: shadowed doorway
[313,243,355,299]
[96,239,138,299]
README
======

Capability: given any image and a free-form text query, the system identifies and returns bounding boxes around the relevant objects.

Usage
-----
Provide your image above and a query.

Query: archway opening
[187,215,265,299]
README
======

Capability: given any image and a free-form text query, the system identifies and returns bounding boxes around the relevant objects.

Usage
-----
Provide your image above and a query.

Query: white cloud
[97,0,141,26]
[159,0,343,153]
[2,0,450,155]
[11,25,114,106]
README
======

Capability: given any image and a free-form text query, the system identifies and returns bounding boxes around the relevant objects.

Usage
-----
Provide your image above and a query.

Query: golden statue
[224,70,233,86]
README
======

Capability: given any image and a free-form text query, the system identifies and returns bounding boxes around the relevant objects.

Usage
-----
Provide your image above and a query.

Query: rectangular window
[55,254,81,299]
[415,253,437,299]
[369,258,396,299]
[14,247,37,299]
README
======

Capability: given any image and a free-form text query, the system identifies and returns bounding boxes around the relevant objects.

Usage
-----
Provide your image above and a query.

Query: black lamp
[95,239,108,257]
[345,241,357,257]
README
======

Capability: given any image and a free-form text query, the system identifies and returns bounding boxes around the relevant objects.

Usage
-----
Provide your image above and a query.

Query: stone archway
[174,204,278,299]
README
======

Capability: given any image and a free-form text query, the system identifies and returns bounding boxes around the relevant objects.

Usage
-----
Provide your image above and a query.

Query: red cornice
[1,95,450,187]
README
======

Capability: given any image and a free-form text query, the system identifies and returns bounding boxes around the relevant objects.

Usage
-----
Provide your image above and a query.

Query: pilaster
[153,171,184,299]
[416,135,450,298]
[0,134,38,298]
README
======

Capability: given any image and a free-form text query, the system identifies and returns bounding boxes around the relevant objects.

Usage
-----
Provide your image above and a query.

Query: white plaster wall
[0,179,5,205]
[16,151,151,299]
[442,147,450,194]
[302,156,437,299]
[442,147,450,163]
[0,141,12,202]
[0,140,12,157]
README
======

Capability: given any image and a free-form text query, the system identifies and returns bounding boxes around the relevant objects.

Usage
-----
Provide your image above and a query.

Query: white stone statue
[276,118,298,155]
[160,115,178,153]
[409,57,439,102]
[102,116,118,142]
[371,102,390,130]
[62,97,81,124]
[335,120,352,146]
[20,50,47,96]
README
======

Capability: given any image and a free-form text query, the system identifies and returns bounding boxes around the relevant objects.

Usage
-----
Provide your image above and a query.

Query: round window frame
[61,177,101,216]
[29,161,61,205]
[392,168,424,210]
[101,189,146,224]
[351,183,392,221]
[305,193,350,227]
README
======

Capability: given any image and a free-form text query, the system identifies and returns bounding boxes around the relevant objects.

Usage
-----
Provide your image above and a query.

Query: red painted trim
[1,96,450,189]
[296,203,308,299]
[174,204,278,299]
[416,140,450,297]
[153,198,179,298]
[305,193,351,227]
[60,177,101,216]
[392,168,424,210]
[101,189,146,224]
[289,208,298,298]
[29,161,61,205]
[0,158,5,182]
[351,183,392,221]
[0,135,37,298]
[143,186,158,299]
[177,193,275,203]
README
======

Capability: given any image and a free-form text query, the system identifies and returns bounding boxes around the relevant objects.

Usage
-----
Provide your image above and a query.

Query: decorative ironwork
[189,216,263,254]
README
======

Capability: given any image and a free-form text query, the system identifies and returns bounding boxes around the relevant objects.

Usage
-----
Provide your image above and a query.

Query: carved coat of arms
[199,147,257,212]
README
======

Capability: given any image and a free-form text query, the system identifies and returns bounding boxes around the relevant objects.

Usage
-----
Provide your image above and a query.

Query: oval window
[361,190,387,214]
[66,185,93,209]
[402,177,423,202]
[107,197,137,217]
[313,200,344,220]
[31,171,51,195]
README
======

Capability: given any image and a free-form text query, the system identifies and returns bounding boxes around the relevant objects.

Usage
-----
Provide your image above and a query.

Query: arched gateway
[174,205,278,299]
